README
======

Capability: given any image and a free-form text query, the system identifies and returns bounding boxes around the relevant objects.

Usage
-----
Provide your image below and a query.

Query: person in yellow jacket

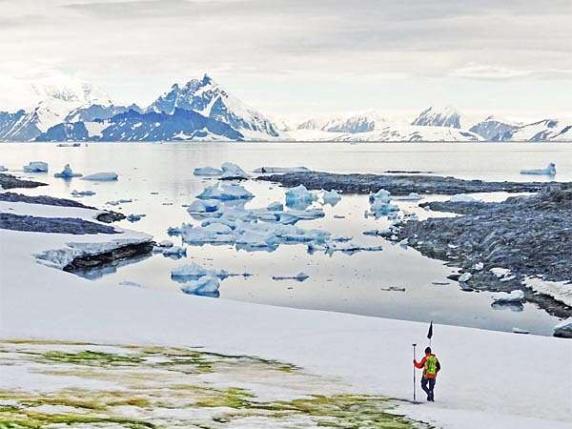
[413,347,441,401]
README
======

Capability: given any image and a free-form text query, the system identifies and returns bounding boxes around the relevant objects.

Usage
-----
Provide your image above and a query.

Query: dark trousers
[421,377,436,400]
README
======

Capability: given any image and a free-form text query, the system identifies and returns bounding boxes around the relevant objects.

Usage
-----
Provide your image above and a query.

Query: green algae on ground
[195,387,255,409]
[41,350,143,367]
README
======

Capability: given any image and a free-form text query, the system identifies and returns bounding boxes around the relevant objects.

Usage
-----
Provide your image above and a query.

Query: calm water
[2,142,571,335]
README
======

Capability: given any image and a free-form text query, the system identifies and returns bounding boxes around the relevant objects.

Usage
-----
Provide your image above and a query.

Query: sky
[1,0,571,121]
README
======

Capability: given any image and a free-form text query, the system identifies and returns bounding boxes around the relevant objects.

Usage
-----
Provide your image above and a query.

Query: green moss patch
[41,350,143,367]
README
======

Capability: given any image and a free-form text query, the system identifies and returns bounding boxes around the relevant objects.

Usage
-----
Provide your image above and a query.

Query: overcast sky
[1,0,571,120]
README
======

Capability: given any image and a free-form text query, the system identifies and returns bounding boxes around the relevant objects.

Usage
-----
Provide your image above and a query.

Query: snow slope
[0,199,570,429]
[411,106,462,129]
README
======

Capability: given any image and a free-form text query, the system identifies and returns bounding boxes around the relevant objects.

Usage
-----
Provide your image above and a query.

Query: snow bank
[23,161,48,173]
[82,172,119,181]
[524,277,572,307]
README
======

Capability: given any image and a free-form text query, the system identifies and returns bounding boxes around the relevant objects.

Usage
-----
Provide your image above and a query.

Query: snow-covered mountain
[411,105,462,128]
[297,112,383,134]
[147,74,280,140]
[0,81,114,141]
[468,116,521,141]
[510,119,572,142]
[37,108,244,142]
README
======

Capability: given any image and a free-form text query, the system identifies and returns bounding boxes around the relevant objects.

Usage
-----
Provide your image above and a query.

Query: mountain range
[1,75,570,142]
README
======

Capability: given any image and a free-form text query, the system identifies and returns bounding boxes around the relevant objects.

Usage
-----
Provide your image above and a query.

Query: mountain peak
[412,105,462,128]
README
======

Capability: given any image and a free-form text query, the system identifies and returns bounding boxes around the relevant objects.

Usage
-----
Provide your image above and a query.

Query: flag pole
[412,343,417,402]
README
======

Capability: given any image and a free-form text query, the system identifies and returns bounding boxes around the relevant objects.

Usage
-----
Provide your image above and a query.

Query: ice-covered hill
[297,112,383,134]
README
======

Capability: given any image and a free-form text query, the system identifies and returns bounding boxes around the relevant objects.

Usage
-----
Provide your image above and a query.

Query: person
[413,346,441,401]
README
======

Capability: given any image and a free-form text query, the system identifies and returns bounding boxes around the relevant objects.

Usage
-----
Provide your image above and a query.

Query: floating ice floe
[254,166,310,174]
[107,199,133,206]
[393,192,422,202]
[126,214,146,222]
[23,161,48,173]
[54,164,82,179]
[119,280,143,288]
[512,327,530,335]
[520,162,556,176]
[187,199,222,216]
[171,262,247,297]
[272,272,309,282]
[181,275,221,297]
[71,190,96,198]
[450,194,478,203]
[285,185,317,208]
[193,166,223,177]
[197,183,254,201]
[220,162,249,180]
[82,172,119,181]
[322,190,342,206]
[491,290,525,304]
[369,189,399,217]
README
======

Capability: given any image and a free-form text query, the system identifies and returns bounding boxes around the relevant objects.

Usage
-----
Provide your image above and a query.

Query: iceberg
[491,290,525,303]
[322,190,342,206]
[267,201,284,212]
[193,166,223,177]
[54,164,82,179]
[171,262,210,280]
[220,162,249,180]
[285,185,317,208]
[272,272,309,282]
[197,183,254,201]
[23,161,48,173]
[71,190,96,197]
[520,162,556,176]
[82,172,119,181]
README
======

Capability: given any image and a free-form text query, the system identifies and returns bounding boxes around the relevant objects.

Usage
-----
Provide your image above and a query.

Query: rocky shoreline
[395,184,572,319]
[0,173,47,190]
[259,171,552,195]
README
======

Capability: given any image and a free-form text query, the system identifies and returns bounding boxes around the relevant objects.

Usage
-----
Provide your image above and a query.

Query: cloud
[451,64,532,80]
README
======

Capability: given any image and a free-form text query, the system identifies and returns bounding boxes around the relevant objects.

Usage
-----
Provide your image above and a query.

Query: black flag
[427,321,433,340]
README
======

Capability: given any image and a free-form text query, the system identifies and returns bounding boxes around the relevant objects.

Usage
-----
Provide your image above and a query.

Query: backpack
[425,355,440,376]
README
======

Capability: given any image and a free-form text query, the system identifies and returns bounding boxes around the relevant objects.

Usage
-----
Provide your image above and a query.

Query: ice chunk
[520,162,556,176]
[161,246,187,258]
[82,172,119,181]
[512,327,530,335]
[267,202,284,212]
[187,199,222,215]
[220,162,249,180]
[157,240,174,248]
[71,190,96,197]
[369,189,399,217]
[322,190,342,206]
[553,318,572,338]
[490,267,515,282]
[107,199,133,206]
[193,166,223,177]
[491,290,525,303]
[285,185,317,208]
[23,161,48,173]
[272,272,309,282]
[197,183,254,201]
[450,194,478,203]
[126,214,145,222]
[0,165,8,172]
[171,262,210,280]
[181,274,221,297]
[54,164,82,179]
[459,272,472,283]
